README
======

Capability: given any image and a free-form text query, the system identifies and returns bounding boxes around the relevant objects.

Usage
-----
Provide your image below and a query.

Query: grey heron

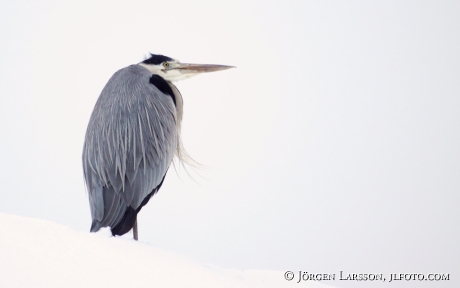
[83,54,233,240]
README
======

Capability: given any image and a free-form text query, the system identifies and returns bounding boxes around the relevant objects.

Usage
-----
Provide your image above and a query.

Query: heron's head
[139,53,234,82]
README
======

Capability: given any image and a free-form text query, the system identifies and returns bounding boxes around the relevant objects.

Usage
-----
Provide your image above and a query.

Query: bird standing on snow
[83,54,233,240]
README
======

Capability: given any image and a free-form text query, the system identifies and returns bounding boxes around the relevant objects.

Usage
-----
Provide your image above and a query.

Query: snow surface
[0,213,333,288]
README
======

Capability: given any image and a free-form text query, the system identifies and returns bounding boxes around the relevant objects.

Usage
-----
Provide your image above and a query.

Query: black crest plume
[142,53,173,65]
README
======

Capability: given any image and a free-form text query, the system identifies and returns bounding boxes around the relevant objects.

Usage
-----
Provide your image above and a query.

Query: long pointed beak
[173,63,235,74]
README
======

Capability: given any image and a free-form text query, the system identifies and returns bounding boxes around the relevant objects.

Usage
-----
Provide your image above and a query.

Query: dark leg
[133,217,138,241]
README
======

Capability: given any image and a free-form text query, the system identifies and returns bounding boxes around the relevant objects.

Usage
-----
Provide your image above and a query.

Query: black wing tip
[94,173,168,238]
[111,207,138,236]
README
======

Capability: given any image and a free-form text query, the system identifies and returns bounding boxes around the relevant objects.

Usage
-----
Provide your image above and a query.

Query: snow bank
[0,213,333,288]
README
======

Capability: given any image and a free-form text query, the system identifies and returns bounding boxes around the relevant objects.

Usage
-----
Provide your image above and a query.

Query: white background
[0,1,458,287]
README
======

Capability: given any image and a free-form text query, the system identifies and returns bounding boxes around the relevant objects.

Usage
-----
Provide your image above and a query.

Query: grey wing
[82,65,178,231]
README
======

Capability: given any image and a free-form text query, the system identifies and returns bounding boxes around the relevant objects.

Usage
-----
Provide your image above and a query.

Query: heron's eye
[163,62,170,68]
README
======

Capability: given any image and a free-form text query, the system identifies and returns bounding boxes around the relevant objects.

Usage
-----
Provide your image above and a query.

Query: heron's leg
[133,218,138,241]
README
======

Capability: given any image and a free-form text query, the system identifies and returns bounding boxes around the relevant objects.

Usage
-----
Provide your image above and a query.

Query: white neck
[138,63,198,82]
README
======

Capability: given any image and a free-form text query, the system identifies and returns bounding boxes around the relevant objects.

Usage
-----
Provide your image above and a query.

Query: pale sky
[1,1,459,287]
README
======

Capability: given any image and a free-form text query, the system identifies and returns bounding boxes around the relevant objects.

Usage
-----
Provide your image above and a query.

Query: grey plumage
[82,54,233,239]
[83,65,180,232]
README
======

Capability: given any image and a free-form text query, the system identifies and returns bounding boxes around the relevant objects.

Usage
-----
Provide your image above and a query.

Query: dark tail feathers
[111,207,138,236]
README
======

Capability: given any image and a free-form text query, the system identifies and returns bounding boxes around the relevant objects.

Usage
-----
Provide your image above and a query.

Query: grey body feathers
[82,64,182,233]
